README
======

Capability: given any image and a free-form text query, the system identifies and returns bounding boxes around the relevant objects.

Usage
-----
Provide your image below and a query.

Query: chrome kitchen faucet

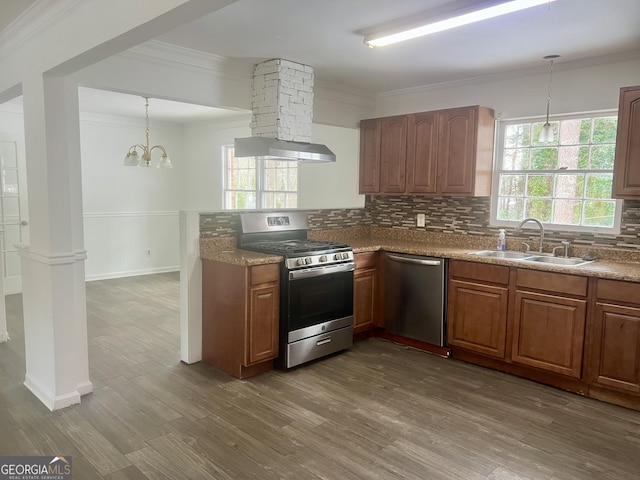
[515,218,545,253]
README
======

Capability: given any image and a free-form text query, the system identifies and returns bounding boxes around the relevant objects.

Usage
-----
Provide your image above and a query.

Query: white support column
[0,235,6,343]
[19,73,91,411]
[179,211,202,364]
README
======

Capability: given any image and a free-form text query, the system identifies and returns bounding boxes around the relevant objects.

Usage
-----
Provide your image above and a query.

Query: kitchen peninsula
[201,220,640,412]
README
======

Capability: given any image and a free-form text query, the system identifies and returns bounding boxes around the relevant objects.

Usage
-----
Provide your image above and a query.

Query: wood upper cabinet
[359,106,494,196]
[437,107,493,196]
[380,116,408,193]
[353,252,378,334]
[359,119,381,193]
[406,111,438,194]
[613,85,640,198]
[447,260,509,359]
[202,260,279,378]
[510,269,588,379]
[589,279,640,395]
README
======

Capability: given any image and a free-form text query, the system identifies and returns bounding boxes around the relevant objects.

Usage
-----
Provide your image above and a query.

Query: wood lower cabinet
[353,252,378,335]
[591,302,640,393]
[246,278,279,365]
[588,279,640,406]
[511,269,588,379]
[511,290,587,378]
[202,260,279,378]
[613,85,640,198]
[447,260,509,359]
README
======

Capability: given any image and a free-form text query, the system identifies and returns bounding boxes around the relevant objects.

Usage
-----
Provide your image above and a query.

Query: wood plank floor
[1,272,640,479]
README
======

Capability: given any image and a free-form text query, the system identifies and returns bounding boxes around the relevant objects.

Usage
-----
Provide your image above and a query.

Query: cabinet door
[354,268,376,334]
[447,279,508,359]
[359,119,381,193]
[379,116,407,193]
[406,112,438,194]
[613,86,640,198]
[591,302,640,393]
[511,290,586,378]
[437,107,477,195]
[246,283,279,365]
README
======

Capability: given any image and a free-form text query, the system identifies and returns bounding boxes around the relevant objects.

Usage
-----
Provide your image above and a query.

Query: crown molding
[377,50,640,100]
[122,40,253,80]
[0,0,88,62]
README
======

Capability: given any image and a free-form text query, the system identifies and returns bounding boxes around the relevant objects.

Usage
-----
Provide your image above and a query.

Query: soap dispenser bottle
[497,229,506,251]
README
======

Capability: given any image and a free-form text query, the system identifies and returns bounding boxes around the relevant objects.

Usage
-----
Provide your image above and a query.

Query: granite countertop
[339,237,640,283]
[200,231,640,283]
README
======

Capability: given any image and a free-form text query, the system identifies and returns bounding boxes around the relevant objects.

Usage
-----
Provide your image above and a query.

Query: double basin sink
[469,250,594,267]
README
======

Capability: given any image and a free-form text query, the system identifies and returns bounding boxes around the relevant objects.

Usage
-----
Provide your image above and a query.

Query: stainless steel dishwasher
[384,253,447,346]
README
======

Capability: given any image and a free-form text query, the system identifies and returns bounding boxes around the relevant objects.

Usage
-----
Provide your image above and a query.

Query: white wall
[79,113,183,280]
[183,117,365,211]
[375,55,640,120]
[299,124,364,209]
[182,116,250,211]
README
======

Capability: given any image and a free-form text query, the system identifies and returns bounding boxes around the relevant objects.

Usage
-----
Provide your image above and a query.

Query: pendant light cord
[545,58,554,122]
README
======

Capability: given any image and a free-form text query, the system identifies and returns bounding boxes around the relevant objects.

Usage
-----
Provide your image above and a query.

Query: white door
[0,134,29,295]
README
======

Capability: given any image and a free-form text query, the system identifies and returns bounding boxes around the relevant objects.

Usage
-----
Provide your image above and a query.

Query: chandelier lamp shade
[123,97,173,168]
[539,54,560,143]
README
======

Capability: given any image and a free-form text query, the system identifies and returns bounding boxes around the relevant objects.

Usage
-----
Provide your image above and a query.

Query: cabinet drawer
[516,269,587,297]
[450,260,509,285]
[596,278,640,303]
[250,263,280,286]
[355,251,377,269]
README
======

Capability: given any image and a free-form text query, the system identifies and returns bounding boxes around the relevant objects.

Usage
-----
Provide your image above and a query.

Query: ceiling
[2,0,640,121]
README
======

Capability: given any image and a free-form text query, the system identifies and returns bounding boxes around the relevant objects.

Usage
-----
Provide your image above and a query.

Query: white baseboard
[24,374,81,411]
[85,266,179,282]
[0,331,8,343]
[77,380,93,396]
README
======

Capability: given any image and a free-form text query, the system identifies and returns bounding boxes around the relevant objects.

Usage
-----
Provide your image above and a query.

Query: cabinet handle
[316,338,332,346]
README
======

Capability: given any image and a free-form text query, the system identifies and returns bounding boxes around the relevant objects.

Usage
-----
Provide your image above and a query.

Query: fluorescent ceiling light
[364,0,556,47]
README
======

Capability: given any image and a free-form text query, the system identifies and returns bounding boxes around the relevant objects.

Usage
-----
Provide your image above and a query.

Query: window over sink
[490,111,622,234]
[223,145,298,210]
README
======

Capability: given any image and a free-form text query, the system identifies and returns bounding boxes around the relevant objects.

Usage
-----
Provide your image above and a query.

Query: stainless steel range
[239,212,355,368]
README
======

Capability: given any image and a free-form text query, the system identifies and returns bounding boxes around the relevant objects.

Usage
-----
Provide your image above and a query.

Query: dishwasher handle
[387,254,442,266]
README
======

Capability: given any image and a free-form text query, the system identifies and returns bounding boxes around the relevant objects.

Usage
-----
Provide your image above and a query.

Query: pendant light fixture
[539,54,560,143]
[123,97,173,168]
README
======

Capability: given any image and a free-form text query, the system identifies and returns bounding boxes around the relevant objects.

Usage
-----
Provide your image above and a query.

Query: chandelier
[123,97,173,168]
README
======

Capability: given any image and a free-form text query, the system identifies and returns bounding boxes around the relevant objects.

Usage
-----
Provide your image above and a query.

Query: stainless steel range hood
[234,136,336,162]
[236,59,336,163]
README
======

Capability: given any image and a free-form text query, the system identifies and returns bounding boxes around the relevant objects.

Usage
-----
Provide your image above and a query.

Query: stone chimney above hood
[234,59,336,162]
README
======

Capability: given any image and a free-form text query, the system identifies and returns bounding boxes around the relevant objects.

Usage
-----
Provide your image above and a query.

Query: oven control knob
[333,253,341,261]
[319,255,328,262]
[297,258,306,266]
[341,252,349,260]
[305,257,313,265]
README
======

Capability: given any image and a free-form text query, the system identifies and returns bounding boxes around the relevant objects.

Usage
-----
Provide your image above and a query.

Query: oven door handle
[289,262,356,280]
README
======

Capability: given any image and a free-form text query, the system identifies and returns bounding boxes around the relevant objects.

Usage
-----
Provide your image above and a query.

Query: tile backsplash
[199,197,640,250]
[199,208,371,238]
[367,196,640,249]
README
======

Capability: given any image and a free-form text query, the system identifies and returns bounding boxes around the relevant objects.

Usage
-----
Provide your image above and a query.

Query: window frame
[222,145,298,210]
[490,110,622,235]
